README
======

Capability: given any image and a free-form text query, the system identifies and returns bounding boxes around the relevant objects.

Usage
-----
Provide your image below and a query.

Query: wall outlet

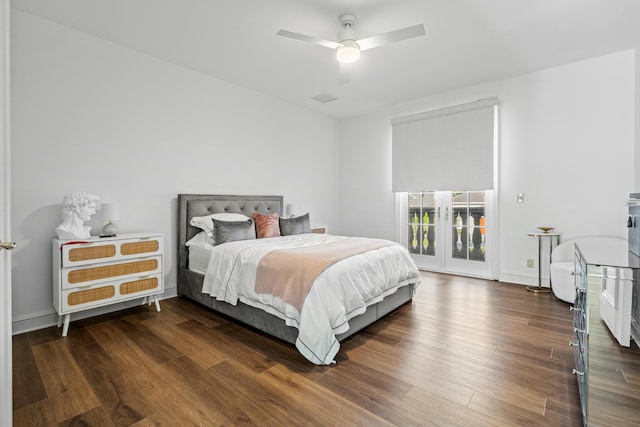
[527,258,534,268]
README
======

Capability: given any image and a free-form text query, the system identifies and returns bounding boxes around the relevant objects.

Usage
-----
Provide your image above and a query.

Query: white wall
[338,110,396,239]
[636,52,640,191]
[339,50,635,285]
[10,10,339,332]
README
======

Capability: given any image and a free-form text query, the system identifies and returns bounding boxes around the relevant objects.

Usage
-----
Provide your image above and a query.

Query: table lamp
[100,202,120,237]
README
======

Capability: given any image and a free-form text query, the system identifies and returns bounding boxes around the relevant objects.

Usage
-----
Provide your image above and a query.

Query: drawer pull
[572,369,584,377]
[569,341,579,347]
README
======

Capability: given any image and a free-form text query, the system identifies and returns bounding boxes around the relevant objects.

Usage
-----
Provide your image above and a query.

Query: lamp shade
[336,40,360,63]
[100,203,120,221]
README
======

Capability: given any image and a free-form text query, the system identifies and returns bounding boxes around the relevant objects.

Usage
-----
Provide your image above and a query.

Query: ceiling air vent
[311,93,338,104]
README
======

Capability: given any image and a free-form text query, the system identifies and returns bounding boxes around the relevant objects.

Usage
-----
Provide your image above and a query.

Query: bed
[177,194,420,364]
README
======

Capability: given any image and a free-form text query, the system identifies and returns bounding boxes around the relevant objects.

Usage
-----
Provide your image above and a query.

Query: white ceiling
[12,0,640,119]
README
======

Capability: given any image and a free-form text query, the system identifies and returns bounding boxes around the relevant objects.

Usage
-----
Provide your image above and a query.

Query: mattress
[188,244,212,275]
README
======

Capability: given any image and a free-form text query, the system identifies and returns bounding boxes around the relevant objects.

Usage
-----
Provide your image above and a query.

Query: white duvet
[201,233,420,365]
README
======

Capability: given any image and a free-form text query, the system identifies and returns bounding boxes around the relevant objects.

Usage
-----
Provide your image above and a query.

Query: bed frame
[177,194,416,345]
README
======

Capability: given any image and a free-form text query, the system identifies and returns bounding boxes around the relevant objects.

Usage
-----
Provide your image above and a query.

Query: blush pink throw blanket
[254,237,393,312]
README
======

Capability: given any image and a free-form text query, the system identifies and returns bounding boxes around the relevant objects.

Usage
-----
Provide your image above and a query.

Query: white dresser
[52,232,164,336]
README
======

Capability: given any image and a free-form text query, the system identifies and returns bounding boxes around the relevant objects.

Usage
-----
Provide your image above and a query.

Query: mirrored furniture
[572,243,640,426]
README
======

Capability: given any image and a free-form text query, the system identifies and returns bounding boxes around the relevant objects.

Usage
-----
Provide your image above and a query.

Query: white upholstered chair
[549,236,627,303]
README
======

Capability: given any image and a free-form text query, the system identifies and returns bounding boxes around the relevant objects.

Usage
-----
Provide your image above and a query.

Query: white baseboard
[497,273,541,287]
[417,267,495,281]
[12,285,178,336]
[418,266,542,287]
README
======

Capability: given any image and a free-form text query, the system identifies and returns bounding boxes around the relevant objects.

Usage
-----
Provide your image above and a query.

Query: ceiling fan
[277,12,425,84]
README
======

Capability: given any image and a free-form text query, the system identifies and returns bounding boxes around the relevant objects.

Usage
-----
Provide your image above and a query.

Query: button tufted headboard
[177,194,283,271]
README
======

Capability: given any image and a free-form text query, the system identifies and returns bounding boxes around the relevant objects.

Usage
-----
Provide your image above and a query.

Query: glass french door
[404,190,494,278]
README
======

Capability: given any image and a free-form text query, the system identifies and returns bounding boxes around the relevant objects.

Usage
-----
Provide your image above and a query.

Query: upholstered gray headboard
[177,194,283,271]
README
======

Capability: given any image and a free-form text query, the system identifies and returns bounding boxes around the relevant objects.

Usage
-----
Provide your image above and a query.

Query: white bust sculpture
[55,192,100,239]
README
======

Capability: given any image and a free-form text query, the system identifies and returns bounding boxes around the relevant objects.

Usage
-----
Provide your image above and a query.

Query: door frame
[1,0,11,423]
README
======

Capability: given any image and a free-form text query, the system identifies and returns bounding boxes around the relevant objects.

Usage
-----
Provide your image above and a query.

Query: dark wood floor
[13,272,588,426]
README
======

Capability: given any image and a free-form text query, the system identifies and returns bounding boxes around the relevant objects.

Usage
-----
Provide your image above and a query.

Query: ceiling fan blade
[276,29,341,49]
[356,24,425,51]
[339,62,352,85]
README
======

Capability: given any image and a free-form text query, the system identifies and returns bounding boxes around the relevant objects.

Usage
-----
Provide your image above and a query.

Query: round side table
[527,231,560,293]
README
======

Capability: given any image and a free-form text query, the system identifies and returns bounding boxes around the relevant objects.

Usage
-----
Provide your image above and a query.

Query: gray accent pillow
[212,218,256,244]
[279,213,311,236]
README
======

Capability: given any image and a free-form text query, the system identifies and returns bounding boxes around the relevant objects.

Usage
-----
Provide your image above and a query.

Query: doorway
[400,190,495,279]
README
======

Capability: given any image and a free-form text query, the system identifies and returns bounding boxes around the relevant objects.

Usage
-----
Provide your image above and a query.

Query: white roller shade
[392,98,498,192]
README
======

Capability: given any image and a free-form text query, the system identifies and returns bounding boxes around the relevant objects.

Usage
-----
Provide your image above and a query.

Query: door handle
[0,241,16,250]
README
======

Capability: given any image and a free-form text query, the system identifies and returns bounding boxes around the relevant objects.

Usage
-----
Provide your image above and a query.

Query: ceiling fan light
[336,41,360,63]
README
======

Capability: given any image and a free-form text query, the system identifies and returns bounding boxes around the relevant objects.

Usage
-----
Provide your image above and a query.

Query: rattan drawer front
[121,240,160,256]
[120,276,160,295]
[67,285,116,307]
[68,245,117,262]
[63,256,161,287]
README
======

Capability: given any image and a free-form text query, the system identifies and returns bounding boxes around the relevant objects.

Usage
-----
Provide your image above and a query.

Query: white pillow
[185,231,215,247]
[189,212,251,236]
